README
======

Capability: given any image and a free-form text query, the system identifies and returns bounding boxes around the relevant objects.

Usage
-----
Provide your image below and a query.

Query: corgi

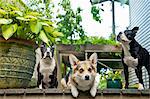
[61,53,100,97]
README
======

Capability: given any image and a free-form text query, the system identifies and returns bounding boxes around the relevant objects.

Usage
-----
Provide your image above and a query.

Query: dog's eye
[79,68,84,73]
[88,68,92,72]
[49,75,52,78]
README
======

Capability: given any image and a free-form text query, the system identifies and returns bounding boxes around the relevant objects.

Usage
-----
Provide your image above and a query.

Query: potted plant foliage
[106,70,123,89]
[98,69,123,89]
[0,0,63,88]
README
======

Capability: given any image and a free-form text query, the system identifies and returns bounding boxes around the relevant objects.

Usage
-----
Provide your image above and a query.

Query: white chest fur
[73,75,95,91]
[76,79,93,91]
[122,43,138,69]
[39,58,56,74]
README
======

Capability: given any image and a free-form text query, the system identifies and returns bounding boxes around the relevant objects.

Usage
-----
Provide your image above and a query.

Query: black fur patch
[117,27,150,89]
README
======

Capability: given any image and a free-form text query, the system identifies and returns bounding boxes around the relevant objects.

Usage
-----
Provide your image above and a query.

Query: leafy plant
[57,35,119,45]
[0,0,63,46]
[98,68,124,89]
[91,5,103,23]
[107,70,123,80]
[98,68,107,89]
[57,0,86,44]
[24,0,54,19]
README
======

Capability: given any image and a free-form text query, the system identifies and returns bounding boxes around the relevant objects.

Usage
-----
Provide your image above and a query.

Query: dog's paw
[71,89,79,98]
[138,83,144,90]
[90,87,97,97]
[71,85,79,97]
[39,84,43,89]
[123,56,138,68]
[61,78,67,88]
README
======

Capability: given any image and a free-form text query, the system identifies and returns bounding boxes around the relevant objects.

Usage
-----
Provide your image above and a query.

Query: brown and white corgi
[61,53,100,97]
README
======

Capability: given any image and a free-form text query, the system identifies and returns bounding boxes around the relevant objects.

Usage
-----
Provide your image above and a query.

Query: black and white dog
[117,27,150,89]
[37,43,58,89]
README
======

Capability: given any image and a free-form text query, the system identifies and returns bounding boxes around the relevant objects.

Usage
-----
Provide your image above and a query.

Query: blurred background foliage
[22,0,119,45]
[56,0,86,44]
[57,36,119,45]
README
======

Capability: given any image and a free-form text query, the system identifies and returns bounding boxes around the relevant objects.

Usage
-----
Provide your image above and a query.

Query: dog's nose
[117,32,122,41]
[119,32,122,35]
[85,75,90,80]
[47,52,50,55]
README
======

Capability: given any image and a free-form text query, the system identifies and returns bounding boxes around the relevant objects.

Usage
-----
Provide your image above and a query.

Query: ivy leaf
[30,21,42,34]
[16,17,30,21]
[24,15,37,21]
[0,9,7,15]
[39,30,49,45]
[43,25,55,34]
[14,11,23,16]
[43,26,63,37]
[10,11,23,16]
[27,12,42,16]
[51,31,64,38]
[0,18,13,24]
[8,4,20,11]
[17,26,26,38]
[49,35,56,43]
[2,24,18,40]
[40,22,49,26]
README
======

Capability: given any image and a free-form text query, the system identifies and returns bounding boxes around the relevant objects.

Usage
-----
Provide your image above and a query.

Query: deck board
[0,89,149,95]
[0,89,149,99]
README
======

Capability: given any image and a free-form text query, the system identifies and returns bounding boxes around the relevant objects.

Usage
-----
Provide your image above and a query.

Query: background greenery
[0,0,63,46]
[20,0,119,45]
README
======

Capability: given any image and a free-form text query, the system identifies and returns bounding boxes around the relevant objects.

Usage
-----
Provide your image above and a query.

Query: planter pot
[0,38,36,88]
[107,79,122,89]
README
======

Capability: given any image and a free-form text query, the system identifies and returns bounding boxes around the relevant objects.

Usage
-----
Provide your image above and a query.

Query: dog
[37,43,58,89]
[61,53,100,97]
[117,27,150,89]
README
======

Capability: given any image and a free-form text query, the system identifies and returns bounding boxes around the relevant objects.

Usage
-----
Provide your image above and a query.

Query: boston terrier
[37,43,58,89]
[117,27,150,89]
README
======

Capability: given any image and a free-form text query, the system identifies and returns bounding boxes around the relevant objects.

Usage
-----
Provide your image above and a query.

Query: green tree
[56,0,86,44]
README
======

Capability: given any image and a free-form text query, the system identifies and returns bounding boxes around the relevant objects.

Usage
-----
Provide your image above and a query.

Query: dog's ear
[89,53,97,65]
[69,54,79,67]
[132,27,139,33]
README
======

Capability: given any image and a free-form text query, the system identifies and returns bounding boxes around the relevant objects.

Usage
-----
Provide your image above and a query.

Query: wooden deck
[0,89,149,99]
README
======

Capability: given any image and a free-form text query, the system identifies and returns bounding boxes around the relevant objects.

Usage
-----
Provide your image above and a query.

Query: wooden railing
[0,89,149,99]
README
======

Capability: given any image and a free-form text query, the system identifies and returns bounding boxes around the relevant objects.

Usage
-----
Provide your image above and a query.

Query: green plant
[58,35,119,45]
[91,5,103,23]
[98,74,107,89]
[57,0,86,44]
[0,0,63,46]
[98,69,123,89]
[107,70,123,80]
[86,36,119,45]
[24,0,54,19]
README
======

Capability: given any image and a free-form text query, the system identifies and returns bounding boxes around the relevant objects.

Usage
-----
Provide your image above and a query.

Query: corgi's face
[69,53,97,81]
